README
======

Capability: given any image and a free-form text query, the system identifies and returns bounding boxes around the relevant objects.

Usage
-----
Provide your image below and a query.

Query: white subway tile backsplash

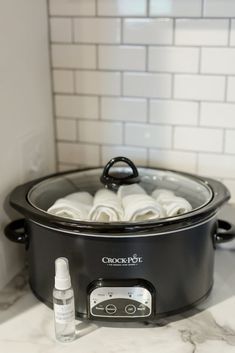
[49,0,235,191]
[98,46,146,71]
[56,119,77,141]
[55,95,98,119]
[123,19,173,45]
[204,0,235,17]
[148,47,199,73]
[53,70,74,93]
[79,121,123,144]
[201,102,235,128]
[150,0,202,17]
[74,18,121,44]
[124,73,171,98]
[75,71,121,95]
[101,97,147,122]
[125,124,172,148]
[230,20,235,46]
[174,75,225,101]
[58,142,100,166]
[225,130,235,154]
[201,48,235,75]
[227,77,235,102]
[98,0,147,16]
[51,45,96,69]
[50,18,72,43]
[174,127,223,152]
[49,0,96,16]
[101,146,148,166]
[198,153,235,178]
[175,19,229,46]
[149,149,197,173]
[150,100,198,125]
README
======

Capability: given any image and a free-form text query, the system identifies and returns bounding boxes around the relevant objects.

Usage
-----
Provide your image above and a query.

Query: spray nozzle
[55,257,71,290]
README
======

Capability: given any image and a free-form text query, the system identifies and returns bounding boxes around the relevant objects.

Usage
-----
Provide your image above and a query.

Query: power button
[105,304,117,315]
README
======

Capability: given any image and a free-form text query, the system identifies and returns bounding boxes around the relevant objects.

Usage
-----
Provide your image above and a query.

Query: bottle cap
[54,257,71,290]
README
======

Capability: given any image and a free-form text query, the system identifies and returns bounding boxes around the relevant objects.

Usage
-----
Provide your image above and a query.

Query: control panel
[89,284,153,319]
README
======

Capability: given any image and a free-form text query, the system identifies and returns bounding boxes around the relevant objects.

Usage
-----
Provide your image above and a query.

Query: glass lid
[27,157,213,223]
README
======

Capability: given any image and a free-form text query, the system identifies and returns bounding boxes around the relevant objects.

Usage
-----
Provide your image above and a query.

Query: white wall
[49,0,235,202]
[0,0,55,289]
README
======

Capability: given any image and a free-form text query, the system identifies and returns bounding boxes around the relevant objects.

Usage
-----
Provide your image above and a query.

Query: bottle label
[54,303,75,324]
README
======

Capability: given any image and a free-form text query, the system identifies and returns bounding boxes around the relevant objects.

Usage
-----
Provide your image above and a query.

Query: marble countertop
[0,205,235,353]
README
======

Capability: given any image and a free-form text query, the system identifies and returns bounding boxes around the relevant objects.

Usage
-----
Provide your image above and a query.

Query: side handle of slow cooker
[215,219,235,244]
[4,219,27,244]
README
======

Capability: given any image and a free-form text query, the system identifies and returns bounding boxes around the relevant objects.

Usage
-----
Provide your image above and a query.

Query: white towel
[117,183,146,200]
[152,189,192,217]
[47,192,93,220]
[161,197,192,217]
[118,184,165,222]
[151,189,175,204]
[89,189,124,222]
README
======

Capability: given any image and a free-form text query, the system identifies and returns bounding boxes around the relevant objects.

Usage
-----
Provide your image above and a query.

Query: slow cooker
[4,157,235,322]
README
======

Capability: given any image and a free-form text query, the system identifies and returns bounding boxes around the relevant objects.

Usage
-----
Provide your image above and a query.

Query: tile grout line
[198,101,201,127]
[201,0,204,17]
[71,17,75,43]
[171,74,174,99]
[56,138,235,154]
[198,47,202,73]
[96,44,99,70]
[55,117,235,131]
[76,118,79,143]
[51,66,235,77]
[145,45,149,72]
[50,41,235,48]
[146,0,150,17]
[172,18,176,45]
[120,17,124,43]
[98,96,102,121]
[95,0,98,17]
[53,91,235,105]
[72,70,76,93]
[120,72,124,97]
[224,76,228,102]
[228,18,232,46]
[49,15,235,20]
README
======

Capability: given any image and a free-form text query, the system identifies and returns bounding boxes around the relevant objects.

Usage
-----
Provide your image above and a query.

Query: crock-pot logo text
[102,254,143,267]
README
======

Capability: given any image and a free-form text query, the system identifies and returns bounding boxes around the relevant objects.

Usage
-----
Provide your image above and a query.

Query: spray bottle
[53,257,76,342]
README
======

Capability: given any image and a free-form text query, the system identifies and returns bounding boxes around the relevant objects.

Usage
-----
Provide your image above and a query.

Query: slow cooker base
[30,281,213,323]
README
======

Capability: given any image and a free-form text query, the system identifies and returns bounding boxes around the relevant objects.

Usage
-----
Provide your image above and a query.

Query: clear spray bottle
[53,257,76,342]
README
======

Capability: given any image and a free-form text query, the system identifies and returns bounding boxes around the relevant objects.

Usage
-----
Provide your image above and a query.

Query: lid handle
[100,156,140,191]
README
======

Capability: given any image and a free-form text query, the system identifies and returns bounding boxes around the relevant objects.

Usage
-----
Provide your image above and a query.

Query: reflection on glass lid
[28,167,213,217]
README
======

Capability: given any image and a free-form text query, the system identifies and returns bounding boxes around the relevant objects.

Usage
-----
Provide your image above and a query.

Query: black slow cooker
[4,157,235,322]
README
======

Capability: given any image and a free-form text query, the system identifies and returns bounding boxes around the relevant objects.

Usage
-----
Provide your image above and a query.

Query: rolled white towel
[47,192,93,220]
[151,189,175,204]
[117,183,146,200]
[161,196,192,217]
[152,188,192,217]
[118,184,165,222]
[89,189,124,222]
